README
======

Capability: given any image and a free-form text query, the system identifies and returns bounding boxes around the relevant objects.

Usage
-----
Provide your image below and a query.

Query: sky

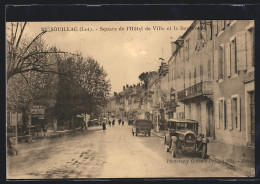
[22,21,193,93]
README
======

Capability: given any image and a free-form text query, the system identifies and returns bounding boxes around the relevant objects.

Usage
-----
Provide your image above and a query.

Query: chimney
[126,84,129,88]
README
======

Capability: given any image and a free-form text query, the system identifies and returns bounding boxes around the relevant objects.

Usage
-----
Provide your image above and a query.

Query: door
[196,103,202,133]
[249,91,255,143]
[206,100,214,138]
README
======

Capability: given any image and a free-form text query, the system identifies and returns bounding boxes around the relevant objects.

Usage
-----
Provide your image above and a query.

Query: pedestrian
[109,120,111,127]
[122,120,124,126]
[112,119,115,126]
[102,121,106,130]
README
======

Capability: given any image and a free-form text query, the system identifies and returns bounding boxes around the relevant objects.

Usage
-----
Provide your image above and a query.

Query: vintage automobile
[132,119,153,136]
[88,119,99,127]
[164,118,209,159]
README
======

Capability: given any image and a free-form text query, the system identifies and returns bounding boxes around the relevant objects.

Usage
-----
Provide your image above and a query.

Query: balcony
[178,81,213,102]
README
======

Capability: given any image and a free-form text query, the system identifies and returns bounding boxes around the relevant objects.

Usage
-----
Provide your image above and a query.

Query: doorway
[206,100,214,138]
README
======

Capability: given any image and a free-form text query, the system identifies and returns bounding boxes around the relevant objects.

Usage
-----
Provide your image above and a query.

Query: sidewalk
[151,130,255,177]
[15,126,103,144]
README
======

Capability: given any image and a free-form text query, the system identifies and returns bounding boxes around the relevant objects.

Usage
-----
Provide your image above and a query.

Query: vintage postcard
[6,20,255,179]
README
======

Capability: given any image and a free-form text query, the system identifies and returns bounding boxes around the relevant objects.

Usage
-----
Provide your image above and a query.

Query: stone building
[168,20,255,149]
[213,20,255,147]
[168,20,214,137]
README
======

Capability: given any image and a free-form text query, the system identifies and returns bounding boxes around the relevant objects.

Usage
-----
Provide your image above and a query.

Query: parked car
[88,119,99,127]
[164,118,209,159]
[132,119,153,136]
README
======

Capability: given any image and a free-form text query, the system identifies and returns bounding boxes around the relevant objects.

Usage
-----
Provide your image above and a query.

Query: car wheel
[201,144,207,159]
[172,142,177,158]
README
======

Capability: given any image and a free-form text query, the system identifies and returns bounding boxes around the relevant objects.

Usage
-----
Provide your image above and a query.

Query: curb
[151,131,164,139]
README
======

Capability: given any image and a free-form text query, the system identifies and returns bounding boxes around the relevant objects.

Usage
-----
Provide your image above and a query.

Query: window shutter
[237,96,241,131]
[226,98,232,130]
[214,50,219,81]
[225,42,231,77]
[223,99,226,130]
[215,100,219,128]
[237,31,247,71]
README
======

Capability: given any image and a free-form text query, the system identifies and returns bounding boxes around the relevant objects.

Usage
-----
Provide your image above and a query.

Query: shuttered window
[219,99,226,130]
[225,42,231,77]
[231,95,241,130]
[247,26,255,67]
[226,98,232,130]
[215,100,220,128]
[208,59,211,80]
[214,50,219,81]
[218,45,224,79]
[237,31,247,71]
[230,37,237,74]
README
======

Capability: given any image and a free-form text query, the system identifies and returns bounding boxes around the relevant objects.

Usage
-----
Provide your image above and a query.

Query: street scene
[7,122,244,179]
[6,20,255,179]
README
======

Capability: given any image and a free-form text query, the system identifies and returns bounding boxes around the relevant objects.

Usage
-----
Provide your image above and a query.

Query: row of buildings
[106,20,255,148]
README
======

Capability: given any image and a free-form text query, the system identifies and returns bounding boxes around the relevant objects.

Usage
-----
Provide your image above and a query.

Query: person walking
[122,120,124,126]
[102,121,106,130]
[112,119,115,126]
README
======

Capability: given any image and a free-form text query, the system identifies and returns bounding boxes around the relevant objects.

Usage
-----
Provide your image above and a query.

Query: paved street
[7,124,245,179]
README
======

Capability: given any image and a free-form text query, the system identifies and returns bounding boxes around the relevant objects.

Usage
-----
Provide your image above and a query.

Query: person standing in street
[122,120,124,126]
[112,119,115,126]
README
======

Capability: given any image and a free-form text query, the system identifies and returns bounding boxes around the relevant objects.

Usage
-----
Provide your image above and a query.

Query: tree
[138,71,157,89]
[54,54,111,125]
[6,22,66,81]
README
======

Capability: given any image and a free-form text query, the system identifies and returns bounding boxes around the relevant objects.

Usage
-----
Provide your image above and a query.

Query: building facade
[213,20,255,147]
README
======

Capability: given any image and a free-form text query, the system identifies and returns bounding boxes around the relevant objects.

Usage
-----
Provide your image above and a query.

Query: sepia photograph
[6,20,255,179]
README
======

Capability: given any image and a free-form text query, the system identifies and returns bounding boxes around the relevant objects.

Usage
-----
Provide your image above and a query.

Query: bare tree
[6,22,67,81]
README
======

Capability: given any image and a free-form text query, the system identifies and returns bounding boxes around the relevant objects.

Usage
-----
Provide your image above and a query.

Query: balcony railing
[178,81,213,101]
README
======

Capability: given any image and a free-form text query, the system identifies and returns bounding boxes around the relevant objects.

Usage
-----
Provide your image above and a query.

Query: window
[218,45,224,79]
[208,59,211,80]
[232,98,238,128]
[219,98,226,129]
[247,26,255,67]
[225,42,231,77]
[230,37,238,74]
[231,95,241,130]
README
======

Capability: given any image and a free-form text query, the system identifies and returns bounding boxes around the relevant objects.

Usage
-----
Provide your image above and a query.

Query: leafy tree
[54,55,111,125]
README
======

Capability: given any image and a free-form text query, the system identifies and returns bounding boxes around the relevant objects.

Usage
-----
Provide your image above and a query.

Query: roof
[168,118,199,124]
